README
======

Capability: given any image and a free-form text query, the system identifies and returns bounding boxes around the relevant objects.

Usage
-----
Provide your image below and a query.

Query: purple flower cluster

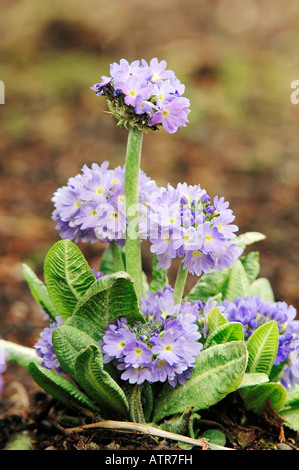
[52,161,157,245]
[100,287,203,386]
[220,295,299,389]
[34,316,65,375]
[91,58,190,133]
[0,341,6,395]
[146,183,243,275]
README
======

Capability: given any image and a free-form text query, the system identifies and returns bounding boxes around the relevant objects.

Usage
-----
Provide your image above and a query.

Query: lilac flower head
[146,182,243,276]
[219,295,299,389]
[0,341,6,395]
[34,316,65,375]
[91,58,190,133]
[100,286,203,386]
[52,162,158,245]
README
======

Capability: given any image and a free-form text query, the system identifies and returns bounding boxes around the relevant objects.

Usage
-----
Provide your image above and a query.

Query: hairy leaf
[204,322,244,349]
[240,382,287,414]
[249,278,275,302]
[74,345,129,420]
[241,251,260,284]
[44,240,96,319]
[23,263,58,320]
[206,307,228,335]
[235,232,266,249]
[224,260,250,301]
[186,269,230,302]
[72,271,144,335]
[238,372,269,388]
[153,341,248,423]
[246,321,279,375]
[52,324,100,380]
[28,362,99,413]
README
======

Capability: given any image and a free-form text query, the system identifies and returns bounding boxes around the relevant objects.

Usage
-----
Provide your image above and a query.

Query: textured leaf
[28,362,99,412]
[72,271,145,335]
[186,269,230,302]
[241,382,287,414]
[52,324,100,380]
[235,232,266,249]
[238,372,269,389]
[249,278,275,302]
[241,251,260,284]
[99,246,116,275]
[74,345,129,420]
[44,240,96,319]
[280,407,299,431]
[246,321,279,375]
[204,322,244,349]
[153,341,248,423]
[224,260,250,301]
[206,307,229,335]
[23,263,58,320]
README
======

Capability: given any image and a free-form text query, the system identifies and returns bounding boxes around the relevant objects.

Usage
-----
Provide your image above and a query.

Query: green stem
[124,126,144,301]
[110,241,125,272]
[173,263,189,304]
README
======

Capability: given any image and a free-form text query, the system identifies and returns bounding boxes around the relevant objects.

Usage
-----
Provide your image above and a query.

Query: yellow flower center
[193,251,202,257]
[205,235,212,242]
[75,201,80,209]
[130,90,136,96]
[96,187,103,195]
[184,235,191,241]
[135,348,142,355]
[158,93,164,101]
[162,109,169,118]
[92,209,98,217]
[165,345,172,352]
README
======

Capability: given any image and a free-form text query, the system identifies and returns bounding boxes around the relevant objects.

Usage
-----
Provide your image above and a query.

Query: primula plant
[1,58,299,447]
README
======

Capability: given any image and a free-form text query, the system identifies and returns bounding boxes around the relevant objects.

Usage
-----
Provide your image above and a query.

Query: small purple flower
[91,57,190,134]
[0,341,6,395]
[34,316,65,375]
[100,286,203,387]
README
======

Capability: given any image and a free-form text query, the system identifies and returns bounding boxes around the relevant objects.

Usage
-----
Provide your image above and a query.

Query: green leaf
[186,269,230,302]
[224,260,250,301]
[280,407,299,431]
[235,232,266,249]
[150,254,168,294]
[153,341,248,423]
[204,322,244,349]
[72,271,145,335]
[249,278,275,302]
[246,321,279,376]
[0,339,42,368]
[199,429,226,447]
[241,382,287,414]
[238,372,269,389]
[22,263,58,320]
[44,240,96,320]
[206,307,229,335]
[241,251,260,284]
[279,385,299,431]
[28,362,99,413]
[74,345,129,420]
[52,324,100,380]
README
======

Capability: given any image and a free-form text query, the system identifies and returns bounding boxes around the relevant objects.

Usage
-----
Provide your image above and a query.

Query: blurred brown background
[0,0,299,352]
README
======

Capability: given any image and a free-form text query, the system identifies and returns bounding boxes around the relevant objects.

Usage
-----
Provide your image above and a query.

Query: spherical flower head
[34,316,65,375]
[52,161,158,245]
[100,286,203,386]
[219,295,299,386]
[147,183,242,275]
[0,341,6,395]
[91,58,190,133]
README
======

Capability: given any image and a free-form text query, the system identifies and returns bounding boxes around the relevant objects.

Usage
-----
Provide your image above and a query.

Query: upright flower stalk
[124,127,144,300]
[173,263,189,304]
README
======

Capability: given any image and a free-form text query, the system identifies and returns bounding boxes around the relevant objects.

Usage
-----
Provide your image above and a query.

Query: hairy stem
[0,339,41,368]
[130,383,145,424]
[124,127,144,301]
[173,263,189,304]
